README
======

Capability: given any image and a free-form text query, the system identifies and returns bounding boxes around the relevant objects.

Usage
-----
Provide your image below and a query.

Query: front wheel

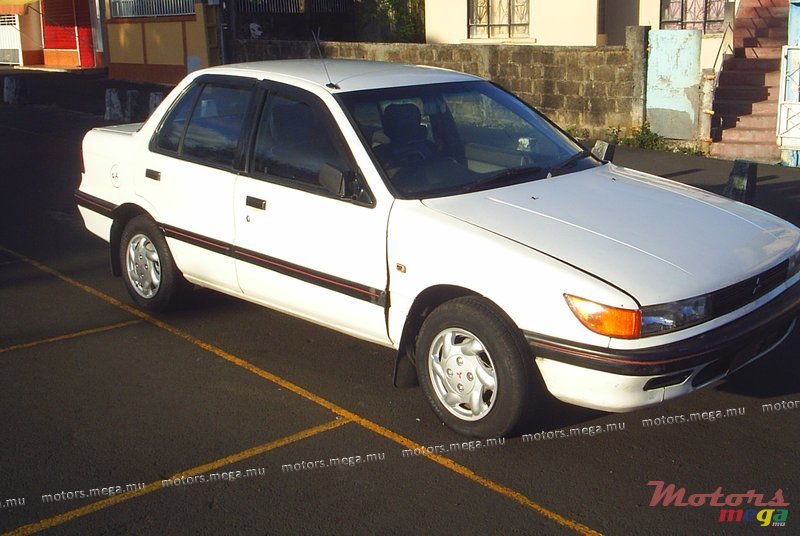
[119,215,183,311]
[417,296,539,437]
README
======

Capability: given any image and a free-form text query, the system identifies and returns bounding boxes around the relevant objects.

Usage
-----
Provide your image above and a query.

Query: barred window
[110,0,195,18]
[236,0,353,13]
[468,0,529,39]
[660,0,725,34]
[237,0,302,14]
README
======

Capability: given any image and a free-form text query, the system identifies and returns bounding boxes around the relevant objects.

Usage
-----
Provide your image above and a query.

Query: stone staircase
[710,0,788,163]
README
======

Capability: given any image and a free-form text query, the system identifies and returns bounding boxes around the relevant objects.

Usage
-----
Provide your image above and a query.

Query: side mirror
[319,162,347,196]
[318,163,372,205]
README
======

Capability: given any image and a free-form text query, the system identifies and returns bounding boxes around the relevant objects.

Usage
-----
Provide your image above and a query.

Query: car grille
[709,259,790,317]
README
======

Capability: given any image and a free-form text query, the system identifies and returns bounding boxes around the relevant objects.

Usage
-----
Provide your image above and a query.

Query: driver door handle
[246,196,266,210]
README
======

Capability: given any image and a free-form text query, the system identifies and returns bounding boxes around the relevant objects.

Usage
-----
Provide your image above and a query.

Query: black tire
[416,296,539,437]
[119,215,183,311]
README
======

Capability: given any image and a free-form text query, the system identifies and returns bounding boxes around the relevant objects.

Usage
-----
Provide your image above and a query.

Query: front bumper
[525,279,800,412]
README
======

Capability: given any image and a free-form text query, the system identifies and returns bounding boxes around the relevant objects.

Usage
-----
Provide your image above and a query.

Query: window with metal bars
[660,0,725,34]
[109,0,195,18]
[468,0,529,39]
[236,0,353,14]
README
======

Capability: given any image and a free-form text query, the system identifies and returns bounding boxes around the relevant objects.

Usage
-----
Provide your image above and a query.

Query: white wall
[638,0,662,28]
[425,1,469,43]
[426,0,600,45]
[425,0,741,65]
[530,0,599,45]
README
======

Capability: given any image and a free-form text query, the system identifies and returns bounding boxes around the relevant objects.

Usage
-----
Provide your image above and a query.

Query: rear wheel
[119,215,183,311]
[416,296,538,437]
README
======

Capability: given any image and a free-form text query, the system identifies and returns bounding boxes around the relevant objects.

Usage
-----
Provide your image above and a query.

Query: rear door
[232,81,392,345]
[138,75,257,291]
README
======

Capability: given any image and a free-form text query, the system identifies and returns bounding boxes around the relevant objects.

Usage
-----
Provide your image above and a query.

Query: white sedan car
[76,60,800,437]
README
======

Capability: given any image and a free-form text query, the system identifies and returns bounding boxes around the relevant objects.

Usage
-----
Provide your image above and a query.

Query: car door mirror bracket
[319,163,373,205]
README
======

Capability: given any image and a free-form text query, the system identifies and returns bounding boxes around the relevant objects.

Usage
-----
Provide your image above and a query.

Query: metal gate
[777,46,800,149]
[0,14,21,65]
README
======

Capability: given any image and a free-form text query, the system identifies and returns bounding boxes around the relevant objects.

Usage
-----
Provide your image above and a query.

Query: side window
[153,82,252,168]
[182,85,252,167]
[155,83,201,153]
[251,92,351,190]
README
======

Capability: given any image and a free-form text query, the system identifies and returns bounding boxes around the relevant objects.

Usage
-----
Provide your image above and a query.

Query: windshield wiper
[546,149,592,177]
[460,165,546,194]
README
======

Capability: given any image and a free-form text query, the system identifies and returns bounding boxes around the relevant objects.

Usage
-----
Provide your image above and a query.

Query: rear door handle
[246,196,266,210]
[145,169,161,181]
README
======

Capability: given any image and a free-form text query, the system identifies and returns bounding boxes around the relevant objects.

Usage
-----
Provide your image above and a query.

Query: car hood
[422,164,800,305]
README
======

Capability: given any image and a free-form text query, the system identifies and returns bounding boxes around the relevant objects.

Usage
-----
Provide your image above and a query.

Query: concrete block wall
[232,26,650,140]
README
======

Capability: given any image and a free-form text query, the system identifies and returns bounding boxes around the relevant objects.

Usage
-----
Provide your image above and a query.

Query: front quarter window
[155,83,201,153]
[339,81,594,198]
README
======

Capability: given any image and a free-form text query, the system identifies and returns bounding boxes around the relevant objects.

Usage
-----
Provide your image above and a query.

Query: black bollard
[722,160,757,205]
[105,89,123,121]
[3,76,27,105]
[124,89,140,122]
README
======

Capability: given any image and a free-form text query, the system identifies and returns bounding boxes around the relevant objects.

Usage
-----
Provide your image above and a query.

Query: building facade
[0,0,102,68]
[0,0,221,83]
[103,0,220,83]
[426,0,738,70]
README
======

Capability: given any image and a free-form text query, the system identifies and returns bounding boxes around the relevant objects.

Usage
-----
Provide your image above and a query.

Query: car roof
[195,59,483,93]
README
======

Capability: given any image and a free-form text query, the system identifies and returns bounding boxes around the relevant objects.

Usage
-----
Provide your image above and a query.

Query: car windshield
[338,81,597,198]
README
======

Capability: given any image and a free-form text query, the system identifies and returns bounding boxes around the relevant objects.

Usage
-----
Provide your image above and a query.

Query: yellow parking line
[0,320,143,354]
[3,419,349,536]
[1,246,602,536]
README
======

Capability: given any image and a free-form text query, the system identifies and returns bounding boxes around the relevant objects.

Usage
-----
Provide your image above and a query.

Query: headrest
[383,103,427,144]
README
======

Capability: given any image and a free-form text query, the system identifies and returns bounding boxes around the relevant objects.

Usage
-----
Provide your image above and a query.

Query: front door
[233,82,391,345]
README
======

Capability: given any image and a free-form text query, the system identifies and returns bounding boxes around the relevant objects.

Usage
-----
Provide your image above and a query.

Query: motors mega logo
[647,481,789,527]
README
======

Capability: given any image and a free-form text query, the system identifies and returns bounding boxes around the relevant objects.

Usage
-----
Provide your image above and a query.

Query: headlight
[564,295,641,339]
[568,253,798,339]
[565,294,710,339]
[640,296,709,336]
[788,248,800,280]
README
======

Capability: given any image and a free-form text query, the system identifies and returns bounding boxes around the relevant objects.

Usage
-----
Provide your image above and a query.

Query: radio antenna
[312,28,339,90]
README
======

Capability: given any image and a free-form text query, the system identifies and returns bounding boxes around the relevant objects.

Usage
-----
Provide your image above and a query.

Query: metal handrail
[712,21,735,88]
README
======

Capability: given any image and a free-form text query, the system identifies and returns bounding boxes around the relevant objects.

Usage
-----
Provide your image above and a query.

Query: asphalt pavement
[0,68,798,536]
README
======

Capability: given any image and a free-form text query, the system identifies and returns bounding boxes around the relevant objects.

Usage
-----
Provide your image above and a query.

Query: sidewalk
[1,67,798,224]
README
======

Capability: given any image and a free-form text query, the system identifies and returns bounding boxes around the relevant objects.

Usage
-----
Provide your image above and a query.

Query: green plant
[605,126,622,145]
[619,122,669,151]
[603,123,707,156]
[358,0,424,42]
[672,144,705,156]
[565,125,590,139]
